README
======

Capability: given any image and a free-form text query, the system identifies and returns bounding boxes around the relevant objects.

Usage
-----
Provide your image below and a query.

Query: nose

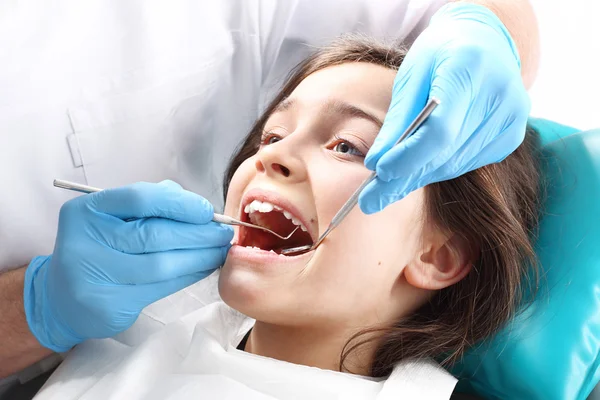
[254,140,307,182]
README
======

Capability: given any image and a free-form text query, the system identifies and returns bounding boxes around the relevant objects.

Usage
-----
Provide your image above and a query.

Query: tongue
[246,211,312,251]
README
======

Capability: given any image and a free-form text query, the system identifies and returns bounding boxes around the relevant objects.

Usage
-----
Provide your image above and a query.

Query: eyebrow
[272,98,383,128]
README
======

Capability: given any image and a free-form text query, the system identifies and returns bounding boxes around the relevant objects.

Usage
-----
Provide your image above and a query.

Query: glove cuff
[24,256,81,352]
[430,2,521,69]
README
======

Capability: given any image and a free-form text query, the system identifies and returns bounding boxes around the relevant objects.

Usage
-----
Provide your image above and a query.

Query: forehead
[289,62,396,114]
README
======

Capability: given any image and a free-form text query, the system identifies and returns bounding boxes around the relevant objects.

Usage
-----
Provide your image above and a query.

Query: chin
[219,258,311,326]
[218,260,270,318]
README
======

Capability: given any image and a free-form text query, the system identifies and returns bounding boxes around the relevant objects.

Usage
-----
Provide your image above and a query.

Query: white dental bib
[34,274,457,399]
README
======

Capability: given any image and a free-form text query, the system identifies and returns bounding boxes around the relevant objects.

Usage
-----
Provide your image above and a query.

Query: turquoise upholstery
[452,119,600,399]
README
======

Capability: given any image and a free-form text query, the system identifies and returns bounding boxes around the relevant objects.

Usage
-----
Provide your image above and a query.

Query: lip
[227,244,314,265]
[239,188,318,242]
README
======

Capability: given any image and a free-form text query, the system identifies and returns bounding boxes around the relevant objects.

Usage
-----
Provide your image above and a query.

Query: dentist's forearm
[0,266,52,378]
[452,0,541,88]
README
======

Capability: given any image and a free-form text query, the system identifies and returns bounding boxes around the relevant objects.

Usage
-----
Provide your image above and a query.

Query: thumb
[365,57,432,170]
[132,271,214,308]
[358,175,414,215]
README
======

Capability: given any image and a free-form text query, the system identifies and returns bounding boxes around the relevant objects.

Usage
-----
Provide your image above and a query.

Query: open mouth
[237,199,314,254]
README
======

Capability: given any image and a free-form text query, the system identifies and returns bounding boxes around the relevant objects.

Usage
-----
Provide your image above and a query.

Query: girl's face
[221,63,441,332]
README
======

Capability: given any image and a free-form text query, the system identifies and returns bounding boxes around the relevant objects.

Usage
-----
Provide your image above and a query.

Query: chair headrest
[453,119,600,399]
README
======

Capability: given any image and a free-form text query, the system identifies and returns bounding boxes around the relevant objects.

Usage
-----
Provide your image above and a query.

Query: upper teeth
[244,200,308,232]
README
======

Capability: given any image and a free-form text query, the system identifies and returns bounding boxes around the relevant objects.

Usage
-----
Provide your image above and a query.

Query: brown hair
[223,36,542,377]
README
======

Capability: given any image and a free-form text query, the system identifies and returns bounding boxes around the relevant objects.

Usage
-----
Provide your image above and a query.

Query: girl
[36,36,541,400]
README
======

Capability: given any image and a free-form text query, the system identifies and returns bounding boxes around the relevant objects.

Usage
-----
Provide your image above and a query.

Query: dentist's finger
[92,180,215,224]
[365,58,431,170]
[106,218,234,254]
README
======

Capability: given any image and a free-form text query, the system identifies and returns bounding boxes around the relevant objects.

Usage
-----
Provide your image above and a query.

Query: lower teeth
[244,246,288,256]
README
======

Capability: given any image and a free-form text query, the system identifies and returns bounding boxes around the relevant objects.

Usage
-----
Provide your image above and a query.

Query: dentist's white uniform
[0,0,456,397]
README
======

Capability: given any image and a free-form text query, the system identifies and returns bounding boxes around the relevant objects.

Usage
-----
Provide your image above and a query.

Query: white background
[528,0,600,130]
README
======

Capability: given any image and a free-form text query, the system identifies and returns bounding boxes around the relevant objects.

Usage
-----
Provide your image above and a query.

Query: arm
[453,0,540,88]
[0,266,52,378]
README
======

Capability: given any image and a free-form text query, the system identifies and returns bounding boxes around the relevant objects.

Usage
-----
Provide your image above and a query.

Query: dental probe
[280,97,440,256]
[53,179,299,241]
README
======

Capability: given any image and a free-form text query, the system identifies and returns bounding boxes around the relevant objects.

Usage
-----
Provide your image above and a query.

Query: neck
[244,321,375,376]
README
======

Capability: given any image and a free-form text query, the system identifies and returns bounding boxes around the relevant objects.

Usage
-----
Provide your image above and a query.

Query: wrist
[24,256,80,352]
[430,2,521,69]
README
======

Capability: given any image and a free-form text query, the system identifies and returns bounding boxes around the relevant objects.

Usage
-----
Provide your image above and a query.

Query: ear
[404,232,473,291]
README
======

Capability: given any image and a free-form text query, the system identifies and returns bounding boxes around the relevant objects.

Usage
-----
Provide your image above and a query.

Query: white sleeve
[257,0,448,104]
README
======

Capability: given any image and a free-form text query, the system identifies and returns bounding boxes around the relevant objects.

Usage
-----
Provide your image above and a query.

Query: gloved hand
[360,3,530,213]
[24,180,233,352]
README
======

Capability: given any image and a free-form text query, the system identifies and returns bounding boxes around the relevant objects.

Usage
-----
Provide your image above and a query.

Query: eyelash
[330,135,365,158]
[260,131,282,146]
[260,131,365,158]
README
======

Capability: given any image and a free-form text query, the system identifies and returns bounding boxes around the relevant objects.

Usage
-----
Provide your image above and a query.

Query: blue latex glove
[24,180,233,352]
[360,3,530,214]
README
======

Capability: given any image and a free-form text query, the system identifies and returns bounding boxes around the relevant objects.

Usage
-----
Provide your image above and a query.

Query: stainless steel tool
[280,97,440,256]
[53,179,299,240]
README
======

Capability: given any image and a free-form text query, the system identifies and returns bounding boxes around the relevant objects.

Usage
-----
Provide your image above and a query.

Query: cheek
[312,171,424,271]
[309,190,425,303]
[223,158,256,217]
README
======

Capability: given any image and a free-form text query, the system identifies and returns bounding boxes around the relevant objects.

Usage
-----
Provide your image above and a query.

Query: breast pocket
[65,41,235,204]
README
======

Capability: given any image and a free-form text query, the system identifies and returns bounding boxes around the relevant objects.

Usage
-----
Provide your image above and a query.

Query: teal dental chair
[452,119,600,399]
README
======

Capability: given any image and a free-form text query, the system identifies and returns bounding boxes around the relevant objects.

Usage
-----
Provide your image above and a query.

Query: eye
[261,132,282,145]
[332,140,364,157]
